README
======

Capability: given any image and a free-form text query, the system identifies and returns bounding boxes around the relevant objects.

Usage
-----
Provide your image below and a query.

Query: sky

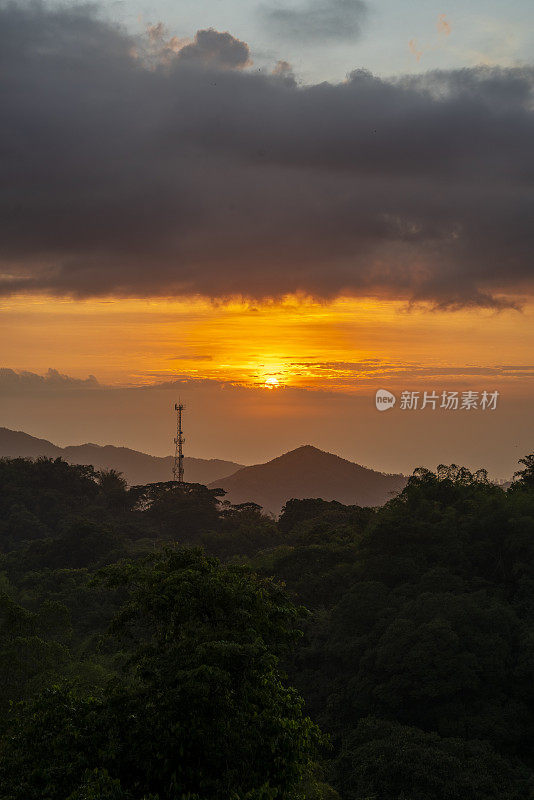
[0,0,533,477]
[102,0,534,83]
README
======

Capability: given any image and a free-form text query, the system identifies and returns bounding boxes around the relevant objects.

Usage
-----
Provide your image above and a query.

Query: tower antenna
[173,401,185,483]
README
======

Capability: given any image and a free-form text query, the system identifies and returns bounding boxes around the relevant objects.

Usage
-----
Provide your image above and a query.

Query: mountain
[209,445,407,515]
[0,431,408,511]
[0,427,243,486]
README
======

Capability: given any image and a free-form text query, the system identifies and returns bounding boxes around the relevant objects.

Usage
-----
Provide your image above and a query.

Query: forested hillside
[0,454,533,799]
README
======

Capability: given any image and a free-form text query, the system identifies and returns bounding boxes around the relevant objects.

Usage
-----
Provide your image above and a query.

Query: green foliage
[0,687,106,799]
[0,454,533,800]
[0,593,70,710]
[252,544,360,610]
[288,459,534,796]
[333,717,533,800]
[67,769,127,800]
[0,549,321,800]
[4,520,127,574]
[97,470,131,512]
[0,457,99,547]
[201,502,282,558]
[128,482,224,541]
[98,548,322,798]
[512,455,534,491]
[279,500,371,544]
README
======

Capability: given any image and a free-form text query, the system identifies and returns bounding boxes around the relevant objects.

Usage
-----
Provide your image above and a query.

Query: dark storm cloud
[176,28,251,69]
[260,0,368,42]
[1,1,533,308]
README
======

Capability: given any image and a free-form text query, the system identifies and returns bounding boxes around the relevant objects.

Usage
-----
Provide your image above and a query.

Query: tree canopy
[0,454,533,799]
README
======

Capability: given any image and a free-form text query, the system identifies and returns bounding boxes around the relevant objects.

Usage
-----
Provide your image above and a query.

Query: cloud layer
[1,1,533,307]
[0,368,99,391]
[146,25,251,69]
[261,0,368,42]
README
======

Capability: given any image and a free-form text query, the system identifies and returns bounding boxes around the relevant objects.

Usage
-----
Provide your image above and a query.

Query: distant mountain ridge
[0,427,243,486]
[209,444,407,514]
[0,429,408,512]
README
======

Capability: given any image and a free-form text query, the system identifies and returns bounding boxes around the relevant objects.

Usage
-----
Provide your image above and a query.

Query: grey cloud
[142,25,250,69]
[0,2,533,308]
[0,368,99,392]
[261,0,368,42]
[176,28,251,69]
[271,60,297,87]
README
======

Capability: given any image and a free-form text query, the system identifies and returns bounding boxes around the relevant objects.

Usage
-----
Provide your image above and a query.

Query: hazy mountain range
[0,427,242,486]
[0,428,407,514]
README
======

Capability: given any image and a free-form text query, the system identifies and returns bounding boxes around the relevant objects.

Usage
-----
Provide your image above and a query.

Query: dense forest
[0,453,533,799]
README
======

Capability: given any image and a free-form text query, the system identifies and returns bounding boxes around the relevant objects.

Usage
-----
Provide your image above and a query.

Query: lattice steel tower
[173,402,185,483]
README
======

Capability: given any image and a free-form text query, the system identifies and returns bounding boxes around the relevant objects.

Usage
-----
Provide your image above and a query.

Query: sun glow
[1,293,532,396]
[264,377,280,389]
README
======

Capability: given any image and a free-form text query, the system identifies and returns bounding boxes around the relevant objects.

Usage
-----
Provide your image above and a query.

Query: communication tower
[173,402,185,483]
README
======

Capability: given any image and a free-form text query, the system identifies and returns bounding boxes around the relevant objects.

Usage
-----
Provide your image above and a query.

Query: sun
[264,377,280,389]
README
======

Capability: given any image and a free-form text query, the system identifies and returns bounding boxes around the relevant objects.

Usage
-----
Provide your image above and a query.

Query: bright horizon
[2,293,533,392]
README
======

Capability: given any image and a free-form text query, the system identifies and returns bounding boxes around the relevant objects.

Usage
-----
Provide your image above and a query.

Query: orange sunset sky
[1,292,532,482]
[2,294,533,394]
